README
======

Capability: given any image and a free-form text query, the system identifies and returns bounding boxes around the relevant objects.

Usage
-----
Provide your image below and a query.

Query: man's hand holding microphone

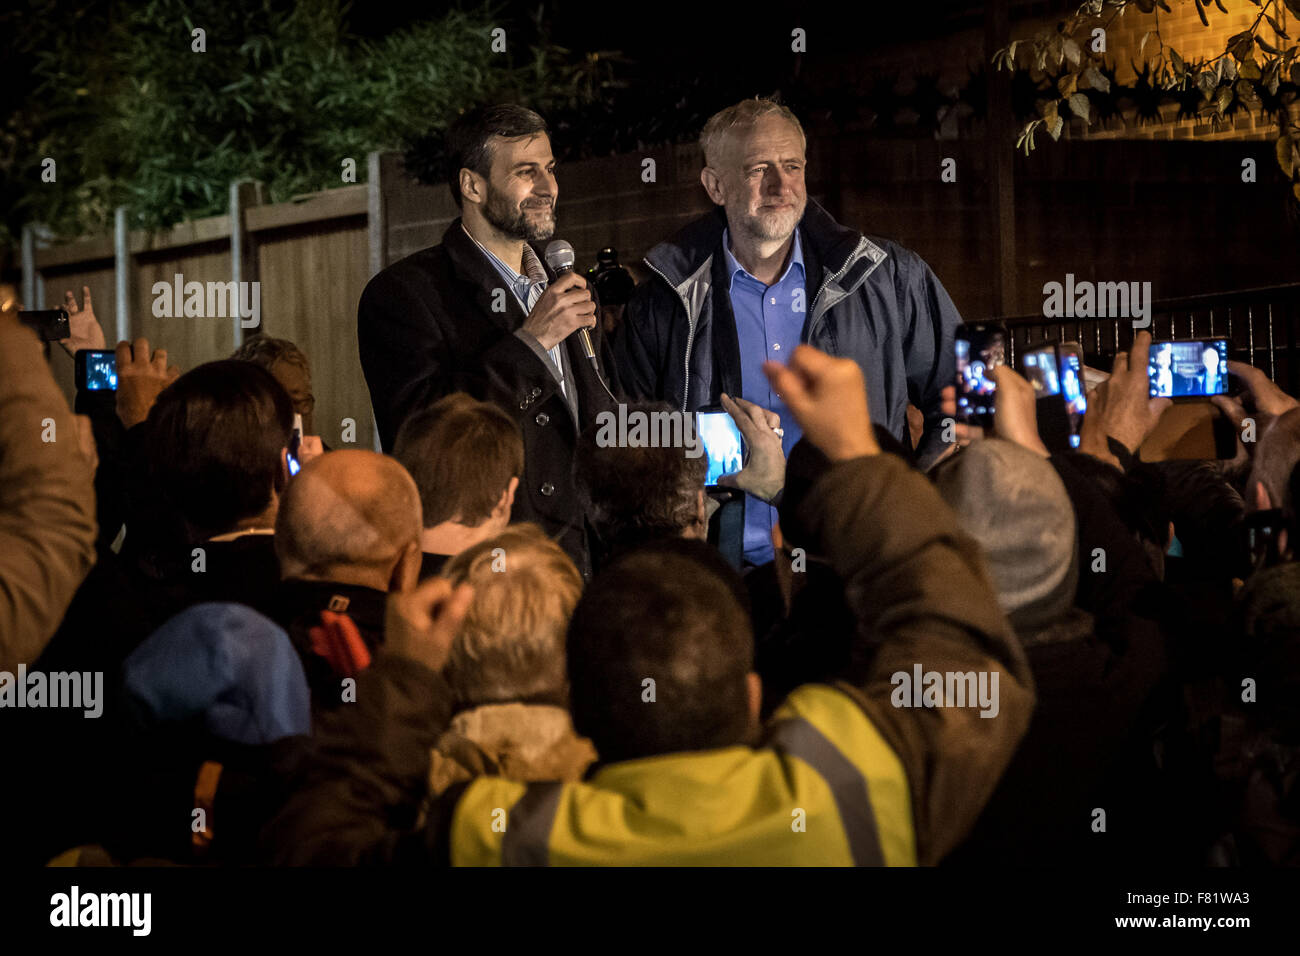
[520,272,597,352]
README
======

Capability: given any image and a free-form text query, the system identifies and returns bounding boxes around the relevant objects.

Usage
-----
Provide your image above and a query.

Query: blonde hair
[441,524,582,707]
[699,97,806,168]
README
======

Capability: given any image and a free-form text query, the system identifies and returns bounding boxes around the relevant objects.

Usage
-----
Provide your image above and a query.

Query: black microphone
[544,239,597,364]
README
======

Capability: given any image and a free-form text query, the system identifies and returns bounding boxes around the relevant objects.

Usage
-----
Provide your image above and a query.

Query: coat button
[540,482,555,496]
[535,412,549,426]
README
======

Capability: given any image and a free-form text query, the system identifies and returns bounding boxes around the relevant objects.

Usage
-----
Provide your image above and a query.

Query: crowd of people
[2,279,1298,866]
[3,93,1300,867]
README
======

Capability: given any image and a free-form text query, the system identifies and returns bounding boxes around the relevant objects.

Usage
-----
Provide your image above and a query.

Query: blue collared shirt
[723,228,806,565]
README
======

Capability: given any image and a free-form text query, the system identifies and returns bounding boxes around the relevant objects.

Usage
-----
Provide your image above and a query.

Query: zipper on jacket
[643,258,698,414]
[808,236,875,339]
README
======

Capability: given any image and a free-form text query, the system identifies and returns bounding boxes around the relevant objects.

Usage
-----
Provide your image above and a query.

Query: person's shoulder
[367,243,450,288]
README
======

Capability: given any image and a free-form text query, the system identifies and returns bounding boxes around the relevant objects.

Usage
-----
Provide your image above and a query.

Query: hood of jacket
[427,702,597,796]
[123,602,311,746]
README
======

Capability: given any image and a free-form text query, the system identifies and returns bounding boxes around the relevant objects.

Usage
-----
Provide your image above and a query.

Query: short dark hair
[145,360,294,538]
[567,540,754,763]
[445,104,549,209]
[393,393,524,528]
[574,403,709,558]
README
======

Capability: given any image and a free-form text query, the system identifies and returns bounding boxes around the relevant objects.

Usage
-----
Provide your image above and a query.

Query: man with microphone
[357,104,618,574]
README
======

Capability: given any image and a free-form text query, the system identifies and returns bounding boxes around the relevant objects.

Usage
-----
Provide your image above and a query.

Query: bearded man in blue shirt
[615,98,964,565]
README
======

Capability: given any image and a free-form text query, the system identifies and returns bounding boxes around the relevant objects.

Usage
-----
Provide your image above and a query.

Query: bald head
[275,450,422,589]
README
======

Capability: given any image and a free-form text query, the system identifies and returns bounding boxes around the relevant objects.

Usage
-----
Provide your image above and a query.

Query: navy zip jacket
[614,199,962,466]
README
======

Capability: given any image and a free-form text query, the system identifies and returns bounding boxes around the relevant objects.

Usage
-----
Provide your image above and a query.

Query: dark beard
[483,189,555,242]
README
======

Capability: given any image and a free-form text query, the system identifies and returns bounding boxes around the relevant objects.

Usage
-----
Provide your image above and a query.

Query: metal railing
[998,283,1300,394]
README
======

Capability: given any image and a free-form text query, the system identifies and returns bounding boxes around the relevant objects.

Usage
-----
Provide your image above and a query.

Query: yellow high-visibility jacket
[451,684,914,866]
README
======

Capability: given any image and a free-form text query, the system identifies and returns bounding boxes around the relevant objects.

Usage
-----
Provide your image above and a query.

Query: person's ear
[493,476,519,524]
[1255,480,1273,512]
[389,539,422,593]
[460,168,485,207]
[277,447,291,490]
[745,672,763,733]
[700,166,726,206]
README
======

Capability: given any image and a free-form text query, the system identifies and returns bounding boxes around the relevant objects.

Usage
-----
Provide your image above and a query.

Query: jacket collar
[443,217,549,332]
[643,198,886,293]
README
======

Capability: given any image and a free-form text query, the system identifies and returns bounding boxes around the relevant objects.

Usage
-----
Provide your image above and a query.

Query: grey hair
[699,97,806,168]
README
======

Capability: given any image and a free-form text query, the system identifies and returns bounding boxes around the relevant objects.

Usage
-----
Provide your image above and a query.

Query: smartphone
[1020,344,1062,396]
[1019,341,1074,453]
[695,409,745,487]
[287,412,303,477]
[1057,342,1087,449]
[955,322,1007,430]
[1148,338,1228,399]
[18,309,70,342]
[75,349,118,391]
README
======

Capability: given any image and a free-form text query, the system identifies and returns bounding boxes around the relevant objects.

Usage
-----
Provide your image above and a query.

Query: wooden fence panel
[255,221,372,451]
[132,242,236,373]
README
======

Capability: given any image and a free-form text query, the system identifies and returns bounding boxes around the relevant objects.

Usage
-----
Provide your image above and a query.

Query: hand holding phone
[1079,332,1171,466]
[991,365,1050,457]
[714,393,785,503]
[115,337,180,429]
[1147,339,1228,398]
[696,409,745,487]
[955,322,1008,430]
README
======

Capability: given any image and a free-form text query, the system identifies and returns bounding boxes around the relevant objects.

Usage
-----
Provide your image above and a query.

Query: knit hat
[931,439,1079,631]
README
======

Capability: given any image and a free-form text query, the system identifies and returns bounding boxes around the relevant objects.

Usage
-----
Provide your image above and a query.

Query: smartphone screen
[696,410,745,487]
[1057,343,1087,449]
[955,323,1007,428]
[1021,345,1061,396]
[287,412,303,477]
[77,350,118,391]
[1148,339,1228,398]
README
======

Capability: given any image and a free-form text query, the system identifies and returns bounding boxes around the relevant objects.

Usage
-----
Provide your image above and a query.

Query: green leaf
[1194,0,1209,28]
[1068,92,1091,124]
[1266,14,1289,39]
[1058,72,1078,97]
[1240,57,1263,80]
[1047,115,1065,141]
[1063,38,1081,67]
